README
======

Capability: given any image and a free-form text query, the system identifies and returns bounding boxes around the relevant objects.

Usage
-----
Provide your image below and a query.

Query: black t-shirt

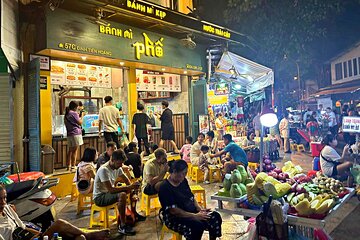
[159,179,197,214]
[160,108,173,129]
[125,152,142,178]
[132,112,150,138]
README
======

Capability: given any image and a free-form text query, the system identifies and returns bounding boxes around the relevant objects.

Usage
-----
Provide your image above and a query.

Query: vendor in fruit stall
[210,134,248,174]
[320,134,353,183]
[244,131,256,147]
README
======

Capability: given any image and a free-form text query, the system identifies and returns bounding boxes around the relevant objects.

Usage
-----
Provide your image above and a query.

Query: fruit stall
[211,162,355,236]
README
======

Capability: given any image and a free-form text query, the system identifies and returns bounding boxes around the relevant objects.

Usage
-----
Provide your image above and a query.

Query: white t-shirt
[320,145,341,177]
[99,105,120,132]
[93,161,124,199]
[327,112,336,127]
[190,141,203,165]
[0,205,26,240]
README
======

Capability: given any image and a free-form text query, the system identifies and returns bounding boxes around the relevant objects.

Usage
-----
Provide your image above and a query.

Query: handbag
[4,210,35,240]
[76,167,90,192]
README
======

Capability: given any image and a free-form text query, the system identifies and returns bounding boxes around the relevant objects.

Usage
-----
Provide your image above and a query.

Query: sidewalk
[54,150,360,239]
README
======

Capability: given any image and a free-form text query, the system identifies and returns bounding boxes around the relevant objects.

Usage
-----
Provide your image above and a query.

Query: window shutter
[0,74,12,163]
[27,59,41,171]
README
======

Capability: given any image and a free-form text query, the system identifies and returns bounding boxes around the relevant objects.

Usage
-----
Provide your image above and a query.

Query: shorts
[67,135,83,147]
[94,192,118,206]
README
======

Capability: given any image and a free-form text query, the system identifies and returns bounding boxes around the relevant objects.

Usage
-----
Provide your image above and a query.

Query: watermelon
[230,183,242,198]
[231,169,242,184]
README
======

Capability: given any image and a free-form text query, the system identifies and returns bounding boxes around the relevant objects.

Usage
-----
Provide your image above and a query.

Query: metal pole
[295,61,302,124]
[260,124,264,172]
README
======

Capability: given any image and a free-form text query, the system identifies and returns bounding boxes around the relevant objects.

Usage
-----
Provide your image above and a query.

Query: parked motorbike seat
[5,180,37,202]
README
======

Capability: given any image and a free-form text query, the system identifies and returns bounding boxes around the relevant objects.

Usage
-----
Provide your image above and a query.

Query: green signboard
[46,8,206,71]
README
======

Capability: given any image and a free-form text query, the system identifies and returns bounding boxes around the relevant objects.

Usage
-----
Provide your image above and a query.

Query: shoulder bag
[4,210,35,240]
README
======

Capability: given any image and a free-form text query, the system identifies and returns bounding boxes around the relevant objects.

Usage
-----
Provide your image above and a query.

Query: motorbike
[1,163,59,230]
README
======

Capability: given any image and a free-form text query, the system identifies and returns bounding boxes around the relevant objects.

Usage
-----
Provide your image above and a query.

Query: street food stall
[210,161,356,238]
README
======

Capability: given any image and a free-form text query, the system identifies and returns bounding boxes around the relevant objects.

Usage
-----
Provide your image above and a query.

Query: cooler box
[8,172,45,183]
[310,142,324,157]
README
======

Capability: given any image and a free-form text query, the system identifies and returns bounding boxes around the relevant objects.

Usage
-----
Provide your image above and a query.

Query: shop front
[33,8,206,169]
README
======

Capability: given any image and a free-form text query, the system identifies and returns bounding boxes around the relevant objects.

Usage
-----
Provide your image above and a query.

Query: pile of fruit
[262,157,277,172]
[217,165,253,198]
[281,161,303,178]
[285,172,349,217]
[246,172,292,205]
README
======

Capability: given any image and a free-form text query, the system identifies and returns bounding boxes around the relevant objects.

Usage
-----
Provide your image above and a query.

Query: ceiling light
[119,62,125,66]
[183,70,187,74]
[81,56,87,61]
[161,68,166,71]
[234,84,241,90]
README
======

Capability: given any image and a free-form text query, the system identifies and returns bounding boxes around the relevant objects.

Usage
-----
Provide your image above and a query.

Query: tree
[224,0,360,85]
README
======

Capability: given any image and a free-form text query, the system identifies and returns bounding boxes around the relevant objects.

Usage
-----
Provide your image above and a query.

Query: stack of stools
[290,143,298,152]
[89,203,118,228]
[191,166,204,184]
[140,193,161,216]
[297,144,305,152]
[77,192,93,214]
[71,183,79,201]
[187,163,192,177]
[190,185,206,208]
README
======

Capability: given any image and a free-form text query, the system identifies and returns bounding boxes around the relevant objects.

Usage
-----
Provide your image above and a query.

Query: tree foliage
[224,0,360,82]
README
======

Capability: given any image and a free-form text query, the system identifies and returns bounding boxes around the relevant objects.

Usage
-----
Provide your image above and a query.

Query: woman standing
[279,111,291,153]
[74,147,97,194]
[64,101,84,171]
[158,160,222,240]
[158,101,179,153]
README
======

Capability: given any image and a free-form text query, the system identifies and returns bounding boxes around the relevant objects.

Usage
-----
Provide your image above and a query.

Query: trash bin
[41,145,55,174]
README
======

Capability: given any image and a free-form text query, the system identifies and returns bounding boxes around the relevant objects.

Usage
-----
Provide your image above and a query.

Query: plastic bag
[120,134,130,148]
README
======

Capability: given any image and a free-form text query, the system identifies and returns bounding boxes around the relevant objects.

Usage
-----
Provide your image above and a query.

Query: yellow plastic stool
[160,224,182,240]
[209,166,221,183]
[297,144,305,152]
[191,166,204,184]
[190,185,206,208]
[187,163,192,177]
[290,143,298,151]
[71,183,79,201]
[140,193,160,216]
[248,162,258,171]
[89,203,118,228]
[77,192,93,214]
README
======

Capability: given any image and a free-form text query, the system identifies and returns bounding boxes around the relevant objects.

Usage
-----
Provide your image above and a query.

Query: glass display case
[60,96,103,114]
[52,115,66,137]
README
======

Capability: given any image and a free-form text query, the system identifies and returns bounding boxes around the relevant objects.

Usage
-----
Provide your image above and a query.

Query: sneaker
[204,181,210,184]
[118,225,136,236]
[136,213,147,222]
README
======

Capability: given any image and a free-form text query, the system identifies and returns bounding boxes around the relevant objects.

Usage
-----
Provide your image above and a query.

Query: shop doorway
[190,78,207,138]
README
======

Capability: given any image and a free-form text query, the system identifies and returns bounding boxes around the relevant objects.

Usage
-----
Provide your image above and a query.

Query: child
[180,136,193,163]
[199,145,216,184]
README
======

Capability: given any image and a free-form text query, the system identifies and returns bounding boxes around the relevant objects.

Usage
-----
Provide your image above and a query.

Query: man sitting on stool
[142,148,169,195]
[93,149,146,236]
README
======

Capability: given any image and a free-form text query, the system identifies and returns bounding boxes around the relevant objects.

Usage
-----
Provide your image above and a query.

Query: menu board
[342,116,360,133]
[198,114,210,134]
[50,60,112,88]
[136,70,181,92]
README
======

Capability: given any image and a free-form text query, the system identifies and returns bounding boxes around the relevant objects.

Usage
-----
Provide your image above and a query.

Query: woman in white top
[320,134,353,179]
[74,147,97,194]
[190,133,205,166]
[205,131,218,154]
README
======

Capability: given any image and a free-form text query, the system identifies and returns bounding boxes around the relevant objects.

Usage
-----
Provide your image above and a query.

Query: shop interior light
[81,56,87,61]
[260,107,278,127]
[119,62,125,66]
[183,70,188,74]
[161,68,166,71]
[229,65,236,75]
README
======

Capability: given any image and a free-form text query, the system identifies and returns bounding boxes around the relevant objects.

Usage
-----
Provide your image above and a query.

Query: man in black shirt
[157,101,179,153]
[96,141,117,170]
[132,103,150,155]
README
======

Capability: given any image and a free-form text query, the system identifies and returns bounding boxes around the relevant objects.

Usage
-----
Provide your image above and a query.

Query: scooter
[1,163,59,230]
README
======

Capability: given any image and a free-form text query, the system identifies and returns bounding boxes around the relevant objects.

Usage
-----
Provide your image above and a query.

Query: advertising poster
[198,114,210,134]
[136,69,181,92]
[50,60,112,88]
[342,116,360,133]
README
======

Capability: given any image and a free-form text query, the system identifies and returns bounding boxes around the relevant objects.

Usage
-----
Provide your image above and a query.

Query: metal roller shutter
[0,74,12,163]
